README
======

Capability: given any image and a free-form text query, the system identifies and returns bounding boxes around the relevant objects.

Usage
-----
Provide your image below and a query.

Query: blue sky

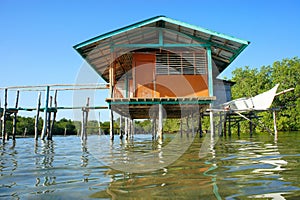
[1,0,299,121]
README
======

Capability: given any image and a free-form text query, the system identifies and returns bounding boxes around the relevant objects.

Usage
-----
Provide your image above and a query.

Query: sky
[0,0,299,121]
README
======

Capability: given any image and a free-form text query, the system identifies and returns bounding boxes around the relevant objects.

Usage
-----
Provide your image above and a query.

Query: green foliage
[231,57,300,131]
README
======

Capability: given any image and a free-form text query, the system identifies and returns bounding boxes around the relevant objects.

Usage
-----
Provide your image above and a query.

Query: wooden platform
[106,97,215,119]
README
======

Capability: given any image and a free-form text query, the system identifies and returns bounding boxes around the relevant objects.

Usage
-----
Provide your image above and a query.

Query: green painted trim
[108,100,212,105]
[229,44,249,63]
[113,43,210,48]
[73,15,249,50]
[207,47,213,96]
[160,16,249,45]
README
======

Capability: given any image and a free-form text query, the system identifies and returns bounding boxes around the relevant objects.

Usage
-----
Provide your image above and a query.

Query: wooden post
[41,86,50,140]
[249,120,253,137]
[158,104,163,140]
[228,114,231,137]
[35,92,41,140]
[23,127,27,137]
[223,113,227,137]
[110,109,114,140]
[2,88,7,143]
[81,97,89,141]
[119,116,123,139]
[210,109,214,138]
[12,90,20,140]
[125,117,128,140]
[49,90,57,140]
[131,119,135,138]
[237,122,240,137]
[180,117,183,136]
[198,113,203,137]
[98,112,102,135]
[81,110,86,140]
[273,110,278,141]
[191,112,195,136]
[46,96,53,140]
[64,127,67,136]
[186,116,189,135]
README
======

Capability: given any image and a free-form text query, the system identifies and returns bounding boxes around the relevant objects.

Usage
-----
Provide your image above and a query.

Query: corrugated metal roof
[74,16,250,82]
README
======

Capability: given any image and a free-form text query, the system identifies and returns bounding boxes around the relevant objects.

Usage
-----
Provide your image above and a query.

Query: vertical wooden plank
[198,112,203,137]
[207,47,213,97]
[158,104,163,140]
[49,90,57,140]
[41,86,50,140]
[46,96,53,140]
[98,112,101,135]
[35,92,41,140]
[119,115,123,139]
[2,88,7,142]
[210,109,214,138]
[273,110,278,141]
[125,117,128,140]
[12,90,20,140]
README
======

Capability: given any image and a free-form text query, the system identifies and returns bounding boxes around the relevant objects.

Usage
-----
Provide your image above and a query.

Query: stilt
[49,90,57,140]
[12,90,20,140]
[132,119,135,138]
[125,117,128,140]
[180,117,183,136]
[191,112,195,136]
[237,122,240,137]
[98,112,102,135]
[81,97,89,141]
[198,112,203,137]
[186,116,189,135]
[23,127,27,137]
[64,127,67,136]
[151,118,155,139]
[2,88,7,143]
[157,103,163,140]
[46,96,53,140]
[249,120,253,137]
[228,114,231,137]
[119,116,123,139]
[110,109,114,140]
[273,110,278,141]
[41,86,50,140]
[210,109,214,138]
[35,92,41,140]
[223,113,227,137]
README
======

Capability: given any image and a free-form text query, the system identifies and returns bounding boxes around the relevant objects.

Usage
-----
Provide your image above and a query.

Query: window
[156,51,207,75]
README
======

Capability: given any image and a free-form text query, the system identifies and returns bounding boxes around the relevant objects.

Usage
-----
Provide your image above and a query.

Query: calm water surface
[1,132,300,199]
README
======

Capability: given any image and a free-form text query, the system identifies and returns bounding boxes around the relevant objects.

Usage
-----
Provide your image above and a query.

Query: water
[1,132,300,199]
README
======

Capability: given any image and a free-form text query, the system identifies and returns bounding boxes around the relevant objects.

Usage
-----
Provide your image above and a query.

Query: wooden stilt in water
[119,116,123,139]
[23,127,27,137]
[12,90,20,140]
[41,86,50,140]
[131,119,134,138]
[249,120,253,137]
[125,117,128,140]
[191,112,195,136]
[35,92,41,140]
[110,108,114,140]
[46,96,53,140]
[98,112,102,135]
[64,127,67,136]
[186,116,189,135]
[237,122,240,137]
[228,114,231,137]
[273,110,278,141]
[223,113,227,137]
[180,117,183,136]
[158,104,163,140]
[2,88,7,143]
[81,97,89,141]
[49,90,57,140]
[198,113,203,137]
[210,109,214,138]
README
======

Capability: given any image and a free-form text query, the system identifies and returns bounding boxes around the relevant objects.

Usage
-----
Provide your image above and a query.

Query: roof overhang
[74,16,250,82]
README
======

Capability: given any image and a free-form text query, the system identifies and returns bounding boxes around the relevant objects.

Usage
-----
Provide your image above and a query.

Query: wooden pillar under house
[157,103,163,140]
[198,112,203,137]
[180,117,183,136]
[2,88,8,143]
[237,122,241,137]
[191,112,195,136]
[223,113,227,137]
[273,110,278,141]
[228,114,231,137]
[35,92,41,140]
[98,112,102,135]
[119,116,123,139]
[218,113,223,137]
[81,97,89,141]
[12,90,20,140]
[186,116,189,135]
[125,117,128,140]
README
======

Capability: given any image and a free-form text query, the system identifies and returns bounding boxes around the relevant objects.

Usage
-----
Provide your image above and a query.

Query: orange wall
[113,53,209,98]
